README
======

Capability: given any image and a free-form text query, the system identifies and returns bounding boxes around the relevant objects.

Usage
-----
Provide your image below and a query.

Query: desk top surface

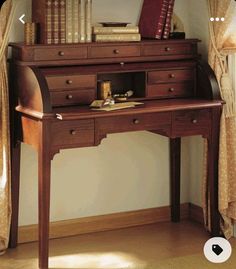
[16,99,223,121]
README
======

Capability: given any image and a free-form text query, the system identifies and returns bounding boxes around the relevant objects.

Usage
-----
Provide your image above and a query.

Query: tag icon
[212,244,223,256]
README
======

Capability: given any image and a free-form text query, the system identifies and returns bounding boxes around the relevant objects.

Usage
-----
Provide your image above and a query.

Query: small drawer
[90,45,140,58]
[96,112,171,134]
[34,47,87,61]
[142,43,195,56]
[50,89,96,106]
[147,82,194,98]
[172,109,211,137]
[52,119,94,148]
[148,69,194,84]
[46,74,96,90]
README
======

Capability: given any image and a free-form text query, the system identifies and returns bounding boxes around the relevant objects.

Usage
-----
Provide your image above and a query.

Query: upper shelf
[10,39,200,66]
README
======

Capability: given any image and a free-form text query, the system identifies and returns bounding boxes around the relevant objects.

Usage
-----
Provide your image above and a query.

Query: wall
[10,0,201,226]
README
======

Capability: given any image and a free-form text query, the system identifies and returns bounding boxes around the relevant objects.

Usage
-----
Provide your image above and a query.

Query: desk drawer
[148,69,194,84]
[52,120,94,148]
[90,45,140,58]
[34,47,87,61]
[96,112,171,134]
[46,74,96,90]
[142,43,195,56]
[172,109,211,137]
[50,89,96,106]
[147,82,194,99]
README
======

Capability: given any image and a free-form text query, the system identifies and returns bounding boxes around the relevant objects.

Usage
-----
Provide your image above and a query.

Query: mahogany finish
[9,39,223,269]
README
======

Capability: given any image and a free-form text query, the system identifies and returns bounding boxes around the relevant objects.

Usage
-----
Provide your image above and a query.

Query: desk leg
[170,138,181,222]
[9,142,21,248]
[208,108,221,236]
[38,124,51,269]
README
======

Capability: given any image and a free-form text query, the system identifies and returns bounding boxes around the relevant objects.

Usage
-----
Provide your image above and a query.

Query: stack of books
[32,0,92,44]
[93,25,141,42]
[139,0,175,39]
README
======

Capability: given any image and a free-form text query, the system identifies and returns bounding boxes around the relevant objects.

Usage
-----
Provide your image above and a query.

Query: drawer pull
[70,130,77,135]
[114,49,120,54]
[169,88,175,92]
[192,119,198,124]
[58,51,65,56]
[165,47,171,52]
[66,80,73,85]
[120,62,125,66]
[169,74,175,78]
[133,119,140,124]
[66,94,73,99]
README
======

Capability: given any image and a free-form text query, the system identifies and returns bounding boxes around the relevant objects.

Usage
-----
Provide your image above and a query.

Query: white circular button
[204,237,232,263]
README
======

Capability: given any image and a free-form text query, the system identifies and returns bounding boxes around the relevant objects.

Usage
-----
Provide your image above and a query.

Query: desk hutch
[9,39,222,269]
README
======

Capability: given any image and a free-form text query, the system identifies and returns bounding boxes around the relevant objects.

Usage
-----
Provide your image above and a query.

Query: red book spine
[59,0,66,44]
[139,0,169,39]
[163,0,175,39]
[52,0,59,44]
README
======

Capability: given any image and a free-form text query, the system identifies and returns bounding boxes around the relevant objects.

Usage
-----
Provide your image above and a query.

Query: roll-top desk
[9,39,222,269]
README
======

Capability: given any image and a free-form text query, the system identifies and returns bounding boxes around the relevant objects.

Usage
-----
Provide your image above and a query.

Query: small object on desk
[98,80,112,100]
[113,90,134,101]
[92,102,143,111]
[98,22,131,27]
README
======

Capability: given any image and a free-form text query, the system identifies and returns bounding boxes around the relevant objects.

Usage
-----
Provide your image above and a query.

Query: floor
[0,220,235,269]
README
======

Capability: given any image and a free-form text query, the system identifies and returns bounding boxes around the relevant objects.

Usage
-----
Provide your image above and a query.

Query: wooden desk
[9,39,222,269]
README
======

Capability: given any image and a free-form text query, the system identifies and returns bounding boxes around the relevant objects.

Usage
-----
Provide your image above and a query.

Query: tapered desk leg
[208,108,221,236]
[38,123,51,269]
[9,142,21,248]
[170,138,181,222]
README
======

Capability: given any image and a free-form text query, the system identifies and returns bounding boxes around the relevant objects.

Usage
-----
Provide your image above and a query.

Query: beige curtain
[205,0,236,238]
[0,0,16,254]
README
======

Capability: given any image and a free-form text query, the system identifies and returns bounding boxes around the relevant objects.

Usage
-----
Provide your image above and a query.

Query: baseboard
[18,203,190,243]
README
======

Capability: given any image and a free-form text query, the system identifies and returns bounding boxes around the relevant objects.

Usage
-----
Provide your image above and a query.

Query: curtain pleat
[205,0,236,238]
[0,0,16,254]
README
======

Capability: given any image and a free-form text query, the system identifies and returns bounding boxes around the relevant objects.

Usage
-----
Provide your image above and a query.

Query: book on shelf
[93,33,141,42]
[162,0,175,39]
[138,0,169,39]
[93,26,139,34]
[32,0,92,44]
[72,0,79,43]
[59,0,66,43]
[85,0,92,42]
[52,0,59,44]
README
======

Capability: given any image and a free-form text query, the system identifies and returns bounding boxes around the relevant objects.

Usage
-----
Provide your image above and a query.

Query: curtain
[0,0,16,254]
[205,0,236,239]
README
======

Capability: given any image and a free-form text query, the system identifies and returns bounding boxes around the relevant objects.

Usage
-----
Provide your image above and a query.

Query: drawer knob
[165,47,171,52]
[58,51,65,56]
[169,74,175,78]
[70,130,77,135]
[169,88,175,92]
[66,80,73,85]
[133,119,140,124]
[66,94,73,99]
[192,119,198,124]
[120,62,125,67]
[114,49,120,54]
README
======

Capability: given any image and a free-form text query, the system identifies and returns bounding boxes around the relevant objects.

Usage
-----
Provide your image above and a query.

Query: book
[72,0,79,43]
[93,33,141,42]
[32,0,52,44]
[93,26,139,34]
[85,0,92,42]
[80,0,85,42]
[59,0,66,43]
[163,0,175,39]
[138,0,169,39]
[66,0,73,43]
[52,0,59,44]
